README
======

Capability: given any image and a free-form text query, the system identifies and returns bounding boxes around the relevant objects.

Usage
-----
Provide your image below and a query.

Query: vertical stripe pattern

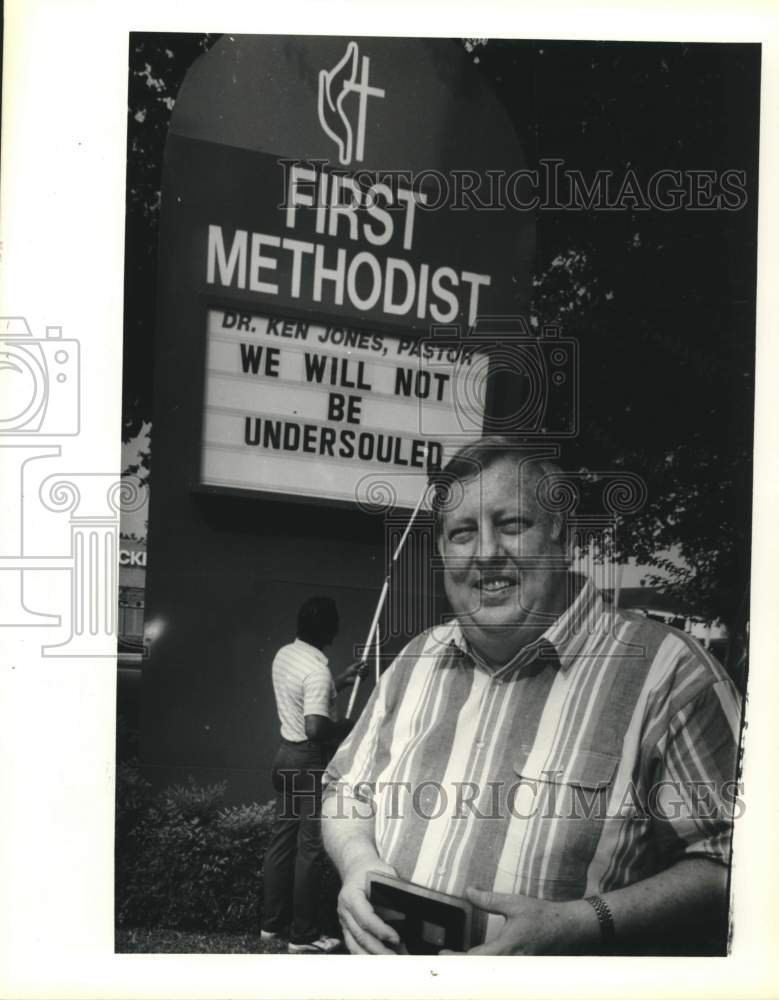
[323,579,743,945]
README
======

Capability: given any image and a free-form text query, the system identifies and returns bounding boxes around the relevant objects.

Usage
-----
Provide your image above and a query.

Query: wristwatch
[584,894,616,949]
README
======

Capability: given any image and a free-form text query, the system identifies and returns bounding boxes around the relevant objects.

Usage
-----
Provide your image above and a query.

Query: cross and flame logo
[317,41,386,166]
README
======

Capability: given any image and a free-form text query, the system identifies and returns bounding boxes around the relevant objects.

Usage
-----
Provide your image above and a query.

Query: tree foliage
[476,40,757,628]
[122,34,218,464]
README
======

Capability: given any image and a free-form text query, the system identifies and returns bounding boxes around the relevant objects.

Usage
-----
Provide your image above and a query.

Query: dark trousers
[261,740,327,944]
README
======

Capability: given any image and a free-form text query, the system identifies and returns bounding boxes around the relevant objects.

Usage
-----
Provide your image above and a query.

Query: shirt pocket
[502,749,623,893]
[513,747,621,809]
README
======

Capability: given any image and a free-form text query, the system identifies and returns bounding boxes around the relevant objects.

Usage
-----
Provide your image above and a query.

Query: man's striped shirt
[272,638,336,742]
[323,578,742,944]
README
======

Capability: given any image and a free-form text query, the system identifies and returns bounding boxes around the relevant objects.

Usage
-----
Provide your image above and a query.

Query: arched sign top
[156,34,538,509]
[171,35,527,174]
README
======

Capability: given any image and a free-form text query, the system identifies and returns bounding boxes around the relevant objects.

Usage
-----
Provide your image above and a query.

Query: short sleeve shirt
[272,638,337,742]
[323,578,742,945]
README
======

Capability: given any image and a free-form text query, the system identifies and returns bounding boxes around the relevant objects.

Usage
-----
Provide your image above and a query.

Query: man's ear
[549,516,572,562]
[436,530,446,559]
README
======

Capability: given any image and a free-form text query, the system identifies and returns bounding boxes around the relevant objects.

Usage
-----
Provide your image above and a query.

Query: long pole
[346,449,430,719]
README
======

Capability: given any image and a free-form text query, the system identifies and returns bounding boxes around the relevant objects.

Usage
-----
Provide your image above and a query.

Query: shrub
[116,765,275,931]
[115,764,341,934]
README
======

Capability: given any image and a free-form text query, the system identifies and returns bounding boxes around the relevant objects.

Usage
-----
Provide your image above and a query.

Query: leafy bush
[116,764,276,931]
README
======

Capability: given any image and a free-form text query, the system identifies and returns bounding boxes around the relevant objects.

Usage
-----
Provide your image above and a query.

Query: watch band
[584,894,616,948]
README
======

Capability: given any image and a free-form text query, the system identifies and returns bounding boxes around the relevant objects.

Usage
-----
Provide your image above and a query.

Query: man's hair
[431,436,568,542]
[297,596,339,648]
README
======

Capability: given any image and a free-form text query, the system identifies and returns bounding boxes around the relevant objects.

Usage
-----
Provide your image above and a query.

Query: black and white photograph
[116,33,755,958]
[1,3,778,998]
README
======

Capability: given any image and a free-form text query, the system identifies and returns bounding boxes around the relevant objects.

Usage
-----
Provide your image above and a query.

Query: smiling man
[321,437,742,955]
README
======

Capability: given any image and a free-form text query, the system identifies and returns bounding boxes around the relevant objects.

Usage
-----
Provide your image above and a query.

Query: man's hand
[334,662,367,692]
[443,887,598,956]
[337,860,404,955]
[321,792,400,954]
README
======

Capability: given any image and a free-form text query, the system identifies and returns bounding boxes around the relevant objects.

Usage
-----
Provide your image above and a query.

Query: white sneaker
[287,935,341,954]
[260,930,283,942]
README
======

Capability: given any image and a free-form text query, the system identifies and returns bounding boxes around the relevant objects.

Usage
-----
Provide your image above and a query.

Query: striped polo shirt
[323,578,742,944]
[272,638,337,742]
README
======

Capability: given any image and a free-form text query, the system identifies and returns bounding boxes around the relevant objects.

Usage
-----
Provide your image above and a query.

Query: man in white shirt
[261,596,357,953]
